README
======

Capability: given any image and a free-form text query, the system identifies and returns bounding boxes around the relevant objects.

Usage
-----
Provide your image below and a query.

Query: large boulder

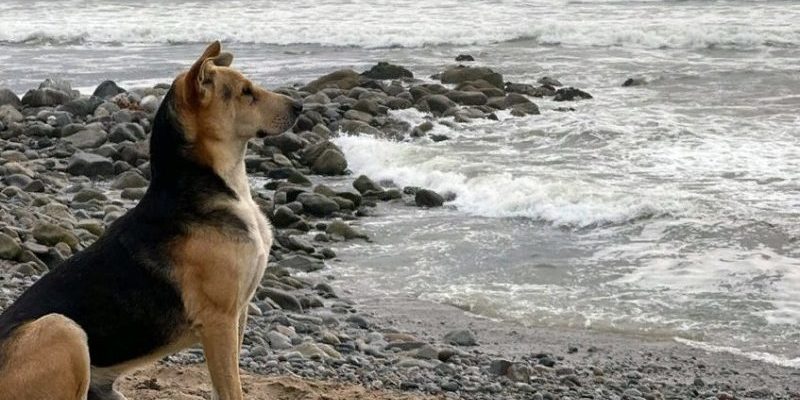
[92,80,127,99]
[353,175,382,194]
[339,120,382,136]
[63,129,108,149]
[445,90,487,106]
[417,94,456,117]
[0,233,22,260]
[66,152,114,177]
[108,122,146,143]
[0,105,24,125]
[415,189,444,207]
[311,149,348,176]
[32,222,79,249]
[21,88,71,107]
[301,69,364,93]
[296,193,340,217]
[58,97,104,117]
[361,62,413,80]
[263,131,306,154]
[0,89,22,109]
[276,254,325,273]
[553,87,593,101]
[440,66,504,89]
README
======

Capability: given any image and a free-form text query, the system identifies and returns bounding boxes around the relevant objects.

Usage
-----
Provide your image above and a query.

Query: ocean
[1,0,799,368]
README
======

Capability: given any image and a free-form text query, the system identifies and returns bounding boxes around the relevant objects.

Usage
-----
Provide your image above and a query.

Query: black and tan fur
[0,41,301,400]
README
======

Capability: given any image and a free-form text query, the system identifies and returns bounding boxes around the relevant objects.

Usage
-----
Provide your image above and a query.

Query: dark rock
[0,105,24,125]
[446,90,488,106]
[430,134,449,142]
[418,94,456,117]
[353,175,382,194]
[326,220,369,240]
[263,132,306,154]
[510,102,540,116]
[258,287,303,313]
[111,170,148,189]
[64,129,108,149]
[623,77,647,87]
[302,69,364,93]
[440,66,504,89]
[276,254,325,273]
[352,98,380,115]
[32,222,79,249]
[297,193,340,217]
[66,152,114,177]
[455,54,475,62]
[411,121,434,138]
[489,359,512,375]
[0,88,22,109]
[385,97,413,110]
[272,206,301,228]
[339,120,382,136]
[415,189,444,207]
[537,76,563,87]
[553,87,593,101]
[92,80,127,98]
[58,96,104,116]
[311,149,348,176]
[108,122,145,143]
[22,88,72,107]
[361,62,413,80]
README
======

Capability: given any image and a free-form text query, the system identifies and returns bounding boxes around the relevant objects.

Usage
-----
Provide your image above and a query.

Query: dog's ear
[213,52,234,67]
[186,41,222,101]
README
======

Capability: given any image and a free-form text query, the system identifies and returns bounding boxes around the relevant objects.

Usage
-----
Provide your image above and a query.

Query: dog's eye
[242,87,253,97]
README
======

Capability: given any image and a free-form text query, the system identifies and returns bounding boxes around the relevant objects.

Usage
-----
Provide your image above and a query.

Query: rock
[120,188,146,200]
[440,66,504,89]
[353,175,382,194]
[258,287,303,313]
[343,109,372,123]
[72,188,108,203]
[623,77,647,87]
[32,222,79,249]
[266,331,293,350]
[0,105,24,125]
[0,233,22,260]
[415,189,444,207]
[339,120,382,136]
[489,359,512,375]
[0,88,22,109]
[443,329,477,346]
[445,90,488,106]
[361,62,413,80]
[64,129,108,149]
[507,363,531,383]
[272,206,301,228]
[302,69,364,93]
[510,102,540,116]
[111,170,148,189]
[304,92,330,104]
[553,87,593,101]
[263,132,305,154]
[21,88,71,107]
[455,54,475,62]
[276,255,325,273]
[58,97,104,117]
[352,98,380,115]
[92,80,126,98]
[411,121,434,138]
[418,94,456,116]
[297,193,340,217]
[108,123,145,143]
[326,220,369,241]
[311,149,348,176]
[66,152,114,177]
[537,76,563,87]
[140,95,161,113]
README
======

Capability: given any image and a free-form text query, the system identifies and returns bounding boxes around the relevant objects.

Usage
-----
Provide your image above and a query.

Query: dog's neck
[205,138,251,201]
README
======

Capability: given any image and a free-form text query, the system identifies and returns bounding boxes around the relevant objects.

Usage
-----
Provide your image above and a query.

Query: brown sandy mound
[119,363,438,400]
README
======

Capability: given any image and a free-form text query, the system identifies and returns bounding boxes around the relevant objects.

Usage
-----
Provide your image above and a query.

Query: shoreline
[1,60,799,399]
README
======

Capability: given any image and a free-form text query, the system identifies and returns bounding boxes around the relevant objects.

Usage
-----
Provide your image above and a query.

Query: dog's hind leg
[0,313,90,400]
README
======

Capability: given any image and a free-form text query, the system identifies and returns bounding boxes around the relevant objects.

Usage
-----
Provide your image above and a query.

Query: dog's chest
[227,197,272,309]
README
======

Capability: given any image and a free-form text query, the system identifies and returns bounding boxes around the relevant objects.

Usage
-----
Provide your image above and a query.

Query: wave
[333,134,680,227]
[674,337,800,369]
[0,1,797,50]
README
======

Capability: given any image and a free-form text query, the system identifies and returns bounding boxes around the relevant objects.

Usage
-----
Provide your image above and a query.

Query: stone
[0,88,22,109]
[66,152,114,177]
[361,62,413,80]
[507,362,531,383]
[440,66,504,89]
[21,88,71,107]
[140,95,161,113]
[311,149,348,176]
[455,54,475,62]
[111,170,148,189]
[108,122,145,143]
[64,129,108,149]
[489,359,512,375]
[92,80,127,98]
[32,222,79,249]
[301,69,364,93]
[353,175,382,194]
[263,131,305,154]
[73,189,108,203]
[267,331,293,350]
[58,96,104,116]
[352,98,380,115]
[443,329,477,346]
[258,287,303,313]
[417,94,456,116]
[553,87,593,101]
[537,76,563,87]
[272,206,301,228]
[297,193,340,217]
[411,121,434,138]
[0,233,22,260]
[275,255,325,273]
[339,120,382,136]
[415,189,444,207]
[511,102,540,116]
[326,220,369,241]
[623,77,647,87]
[0,105,24,125]
[446,90,488,106]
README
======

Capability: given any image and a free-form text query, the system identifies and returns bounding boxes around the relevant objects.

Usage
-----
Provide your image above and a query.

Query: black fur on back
[0,85,247,369]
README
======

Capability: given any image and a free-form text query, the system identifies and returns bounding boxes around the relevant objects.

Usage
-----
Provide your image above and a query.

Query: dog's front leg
[237,309,248,352]
[200,318,243,400]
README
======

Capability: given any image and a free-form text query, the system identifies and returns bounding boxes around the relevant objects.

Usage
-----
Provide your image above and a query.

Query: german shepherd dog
[0,41,301,400]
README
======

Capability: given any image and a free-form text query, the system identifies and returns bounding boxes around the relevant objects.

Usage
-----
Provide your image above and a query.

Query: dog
[0,41,301,400]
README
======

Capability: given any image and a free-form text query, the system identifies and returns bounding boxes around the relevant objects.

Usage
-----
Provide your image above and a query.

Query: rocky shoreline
[1,59,798,400]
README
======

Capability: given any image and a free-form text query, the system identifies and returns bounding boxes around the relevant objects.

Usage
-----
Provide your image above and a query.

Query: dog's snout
[290,100,303,116]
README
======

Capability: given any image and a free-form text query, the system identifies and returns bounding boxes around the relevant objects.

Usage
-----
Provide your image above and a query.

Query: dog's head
[173,41,301,146]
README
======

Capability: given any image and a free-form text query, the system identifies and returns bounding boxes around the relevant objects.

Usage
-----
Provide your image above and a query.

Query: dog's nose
[291,100,303,116]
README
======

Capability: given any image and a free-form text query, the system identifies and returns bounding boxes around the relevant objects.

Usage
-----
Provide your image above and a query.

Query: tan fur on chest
[171,199,271,323]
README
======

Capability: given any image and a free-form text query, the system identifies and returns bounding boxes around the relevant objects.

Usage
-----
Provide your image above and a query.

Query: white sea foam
[0,0,797,49]
[674,337,800,369]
